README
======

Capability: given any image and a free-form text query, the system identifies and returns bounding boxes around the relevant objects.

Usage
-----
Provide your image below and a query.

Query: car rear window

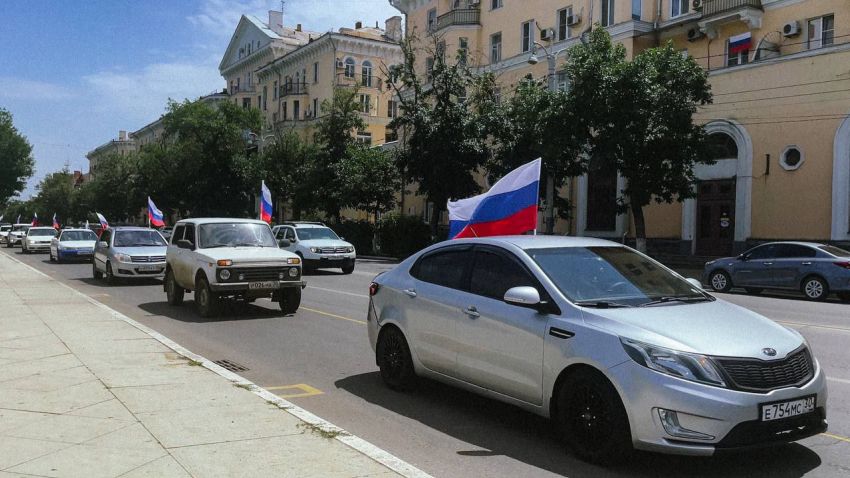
[820,245,850,257]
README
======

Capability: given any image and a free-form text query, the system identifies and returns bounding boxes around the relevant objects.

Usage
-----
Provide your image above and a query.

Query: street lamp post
[527,42,570,235]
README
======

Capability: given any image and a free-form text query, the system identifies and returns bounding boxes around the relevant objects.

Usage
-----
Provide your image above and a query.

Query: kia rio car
[367,237,827,464]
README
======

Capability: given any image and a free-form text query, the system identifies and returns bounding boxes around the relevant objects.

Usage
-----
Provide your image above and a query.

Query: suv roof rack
[282,221,326,227]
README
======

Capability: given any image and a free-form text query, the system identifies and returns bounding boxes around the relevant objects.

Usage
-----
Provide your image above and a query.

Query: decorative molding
[658,12,701,31]
[709,41,850,77]
[576,173,629,239]
[832,114,850,240]
[698,8,762,39]
[762,0,808,11]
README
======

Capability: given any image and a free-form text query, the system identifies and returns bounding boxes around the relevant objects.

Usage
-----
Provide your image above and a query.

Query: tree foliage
[32,168,76,225]
[254,128,318,220]
[335,145,401,220]
[77,152,143,222]
[0,109,35,204]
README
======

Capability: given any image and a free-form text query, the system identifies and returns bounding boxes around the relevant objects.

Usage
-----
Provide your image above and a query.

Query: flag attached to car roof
[32,212,38,227]
[16,214,21,224]
[96,212,109,231]
[148,197,165,227]
[448,158,541,239]
[260,181,273,223]
[85,220,90,230]
[729,32,752,54]
[52,213,59,230]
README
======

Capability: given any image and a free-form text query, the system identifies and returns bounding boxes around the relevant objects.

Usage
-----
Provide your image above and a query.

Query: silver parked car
[92,227,168,284]
[367,236,827,463]
[704,242,850,302]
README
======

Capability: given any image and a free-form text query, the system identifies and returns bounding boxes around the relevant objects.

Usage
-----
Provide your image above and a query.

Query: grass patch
[233,383,252,390]
[297,422,342,439]
[187,360,203,367]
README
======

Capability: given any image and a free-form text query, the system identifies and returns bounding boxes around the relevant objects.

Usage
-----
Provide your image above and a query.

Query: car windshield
[29,229,56,237]
[295,227,339,241]
[13,225,31,232]
[527,246,707,307]
[199,223,277,248]
[820,245,850,257]
[113,230,166,247]
[0,226,10,232]
[61,231,98,242]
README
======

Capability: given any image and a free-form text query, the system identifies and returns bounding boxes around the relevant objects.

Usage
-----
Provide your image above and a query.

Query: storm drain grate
[213,359,249,373]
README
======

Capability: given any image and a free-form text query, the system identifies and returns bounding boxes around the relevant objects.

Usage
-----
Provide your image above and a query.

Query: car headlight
[116,253,133,263]
[620,338,726,388]
[219,269,231,281]
[289,267,298,277]
[347,246,355,253]
[311,247,320,254]
[704,260,715,266]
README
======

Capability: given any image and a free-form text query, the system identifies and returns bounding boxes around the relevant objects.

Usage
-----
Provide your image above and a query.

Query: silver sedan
[92,227,168,284]
[367,236,827,464]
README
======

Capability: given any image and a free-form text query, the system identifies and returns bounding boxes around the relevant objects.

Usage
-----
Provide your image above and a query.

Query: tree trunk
[631,202,647,254]
[429,203,440,239]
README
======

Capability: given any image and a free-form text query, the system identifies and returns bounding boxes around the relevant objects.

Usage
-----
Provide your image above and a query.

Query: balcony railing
[436,9,480,31]
[337,73,384,90]
[700,0,762,18]
[280,83,308,97]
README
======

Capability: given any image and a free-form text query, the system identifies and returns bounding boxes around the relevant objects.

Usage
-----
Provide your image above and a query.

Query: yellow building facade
[391,0,850,255]
[86,130,135,182]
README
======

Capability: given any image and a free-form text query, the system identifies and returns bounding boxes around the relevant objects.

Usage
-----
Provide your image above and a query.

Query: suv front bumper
[303,256,355,269]
[210,280,307,292]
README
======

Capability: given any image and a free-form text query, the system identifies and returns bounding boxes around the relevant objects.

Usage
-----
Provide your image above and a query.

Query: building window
[601,0,615,27]
[293,100,300,119]
[344,57,356,78]
[388,100,399,118]
[273,112,278,123]
[780,145,804,171]
[357,130,372,145]
[427,8,437,31]
[459,37,468,66]
[386,127,398,143]
[362,60,373,87]
[262,86,267,110]
[808,15,835,50]
[312,98,319,117]
[360,94,372,114]
[521,20,534,53]
[426,57,435,82]
[313,62,319,83]
[726,40,749,67]
[708,133,738,160]
[671,0,688,18]
[557,72,570,92]
[236,77,240,92]
[490,32,502,63]
[586,168,618,231]
[282,102,287,120]
[302,68,307,86]
[273,81,278,99]
[491,0,503,10]
[557,7,573,41]
[242,97,251,109]
[632,0,642,20]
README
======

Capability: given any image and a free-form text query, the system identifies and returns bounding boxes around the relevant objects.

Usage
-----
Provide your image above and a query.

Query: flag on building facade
[729,32,752,54]
[448,158,541,239]
[52,213,59,230]
[96,213,109,231]
[32,213,38,226]
[148,197,165,227]
[260,181,273,223]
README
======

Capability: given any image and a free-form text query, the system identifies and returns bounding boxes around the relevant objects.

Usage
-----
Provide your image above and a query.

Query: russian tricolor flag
[260,181,273,223]
[96,212,109,231]
[32,213,38,226]
[448,158,541,239]
[52,213,59,230]
[729,32,751,54]
[148,197,165,227]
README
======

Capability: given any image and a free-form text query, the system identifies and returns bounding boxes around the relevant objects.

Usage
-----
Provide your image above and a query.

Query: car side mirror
[97,241,108,248]
[685,278,703,290]
[340,236,346,241]
[504,286,542,309]
[279,239,291,248]
[177,239,193,250]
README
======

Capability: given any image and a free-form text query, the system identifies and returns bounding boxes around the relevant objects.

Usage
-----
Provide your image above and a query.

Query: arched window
[708,133,738,160]
[301,68,307,86]
[344,57,356,79]
[362,60,373,87]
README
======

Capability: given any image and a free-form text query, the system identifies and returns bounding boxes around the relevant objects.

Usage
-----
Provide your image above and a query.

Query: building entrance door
[696,179,736,256]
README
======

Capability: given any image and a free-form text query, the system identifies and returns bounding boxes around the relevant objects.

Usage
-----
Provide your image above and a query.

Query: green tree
[33,168,76,226]
[565,28,713,252]
[78,152,143,223]
[254,128,319,221]
[0,109,35,204]
[312,86,366,221]
[335,144,401,221]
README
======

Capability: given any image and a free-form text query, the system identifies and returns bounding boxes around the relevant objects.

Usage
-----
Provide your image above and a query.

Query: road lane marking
[821,433,850,443]
[827,377,850,385]
[266,384,324,398]
[776,320,850,333]
[306,286,368,298]
[301,307,366,325]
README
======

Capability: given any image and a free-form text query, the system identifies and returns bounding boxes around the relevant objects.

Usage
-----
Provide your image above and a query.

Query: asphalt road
[4,247,850,478]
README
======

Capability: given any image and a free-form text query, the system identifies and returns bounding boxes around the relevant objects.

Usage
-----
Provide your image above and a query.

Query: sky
[0,0,401,199]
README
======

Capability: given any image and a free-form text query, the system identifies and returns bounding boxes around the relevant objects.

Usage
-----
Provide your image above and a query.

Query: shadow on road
[73,277,162,288]
[336,372,822,478]
[137,300,288,323]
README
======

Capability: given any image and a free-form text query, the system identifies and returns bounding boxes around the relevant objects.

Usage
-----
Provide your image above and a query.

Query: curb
[0,251,433,478]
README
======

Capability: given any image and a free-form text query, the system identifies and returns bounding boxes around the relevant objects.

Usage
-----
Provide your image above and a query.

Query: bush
[333,220,375,256]
[377,214,432,260]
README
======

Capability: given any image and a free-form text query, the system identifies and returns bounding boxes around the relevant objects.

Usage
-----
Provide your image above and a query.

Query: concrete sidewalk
[0,252,425,478]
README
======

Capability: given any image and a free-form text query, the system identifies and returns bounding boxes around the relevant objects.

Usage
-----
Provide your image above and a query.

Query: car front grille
[317,247,348,254]
[715,347,813,393]
[131,255,166,263]
[232,266,288,282]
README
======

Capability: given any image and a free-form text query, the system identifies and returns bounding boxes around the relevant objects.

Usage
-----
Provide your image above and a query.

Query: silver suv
[92,227,168,284]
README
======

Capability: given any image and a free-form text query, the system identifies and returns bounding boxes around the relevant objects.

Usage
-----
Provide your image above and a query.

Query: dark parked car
[704,242,850,302]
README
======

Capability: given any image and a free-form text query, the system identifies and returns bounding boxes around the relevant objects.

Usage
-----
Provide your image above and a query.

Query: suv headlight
[347,246,355,253]
[620,338,726,388]
[311,247,320,254]
[116,253,133,263]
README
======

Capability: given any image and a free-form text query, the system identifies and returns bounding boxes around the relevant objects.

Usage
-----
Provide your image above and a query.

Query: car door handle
[463,306,480,318]
[763,262,773,266]
[802,262,812,266]
[403,288,417,298]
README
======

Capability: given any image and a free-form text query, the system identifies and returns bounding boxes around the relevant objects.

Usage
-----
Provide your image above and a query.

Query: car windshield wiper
[573,301,634,309]
[639,296,712,307]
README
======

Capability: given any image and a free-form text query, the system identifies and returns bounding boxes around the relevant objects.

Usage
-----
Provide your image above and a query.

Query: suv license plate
[249,281,279,290]
[760,395,815,421]
[138,266,161,272]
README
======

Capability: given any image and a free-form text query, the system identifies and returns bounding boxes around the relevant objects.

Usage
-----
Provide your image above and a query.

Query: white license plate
[760,396,815,421]
[249,281,279,290]
[324,255,343,260]
[137,266,161,272]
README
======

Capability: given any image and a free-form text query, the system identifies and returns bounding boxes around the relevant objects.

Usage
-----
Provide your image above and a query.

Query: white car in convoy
[5,224,32,248]
[0,224,11,244]
[50,228,98,262]
[165,218,305,318]
[272,222,356,274]
[22,227,57,253]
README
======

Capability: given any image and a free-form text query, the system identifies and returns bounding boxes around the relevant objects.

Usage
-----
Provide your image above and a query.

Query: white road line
[828,377,850,385]
[306,285,368,298]
[1,251,434,478]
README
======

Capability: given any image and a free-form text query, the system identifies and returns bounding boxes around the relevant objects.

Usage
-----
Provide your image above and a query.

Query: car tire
[557,368,633,465]
[92,262,103,280]
[342,264,355,275]
[195,277,219,318]
[105,262,117,285]
[838,292,850,303]
[278,288,301,315]
[166,270,184,307]
[745,287,763,295]
[802,276,829,301]
[709,270,732,293]
[376,327,418,391]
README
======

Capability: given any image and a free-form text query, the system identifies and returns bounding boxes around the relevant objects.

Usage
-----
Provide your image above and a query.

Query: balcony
[697,0,762,37]
[280,83,308,97]
[337,74,384,90]
[436,9,480,31]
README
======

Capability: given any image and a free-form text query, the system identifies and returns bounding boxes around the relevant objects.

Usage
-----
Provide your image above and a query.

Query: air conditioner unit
[692,0,703,11]
[783,20,801,37]
[540,28,554,41]
[687,27,704,42]
[468,0,480,6]
[336,59,344,69]
[566,14,581,26]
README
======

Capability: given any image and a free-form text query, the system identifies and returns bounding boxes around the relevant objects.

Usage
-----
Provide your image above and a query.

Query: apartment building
[86,130,135,181]
[131,90,229,152]
[391,0,850,254]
